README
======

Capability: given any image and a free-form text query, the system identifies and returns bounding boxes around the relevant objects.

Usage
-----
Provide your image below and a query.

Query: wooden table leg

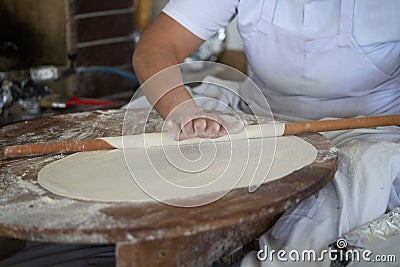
[116,218,277,267]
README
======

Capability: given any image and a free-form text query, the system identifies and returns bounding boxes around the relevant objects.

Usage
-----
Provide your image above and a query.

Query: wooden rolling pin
[2,114,400,158]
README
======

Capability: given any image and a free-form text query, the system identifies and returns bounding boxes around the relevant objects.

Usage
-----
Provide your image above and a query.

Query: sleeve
[162,0,239,40]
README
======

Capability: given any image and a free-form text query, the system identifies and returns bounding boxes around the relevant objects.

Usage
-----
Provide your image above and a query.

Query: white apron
[236,0,400,266]
[238,0,400,122]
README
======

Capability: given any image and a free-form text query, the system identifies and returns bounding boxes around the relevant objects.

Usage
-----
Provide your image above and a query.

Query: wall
[0,0,138,98]
[68,0,137,97]
[0,0,68,67]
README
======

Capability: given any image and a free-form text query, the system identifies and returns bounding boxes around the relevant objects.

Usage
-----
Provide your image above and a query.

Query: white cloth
[163,0,400,44]
[163,0,400,75]
[163,0,400,122]
[162,0,400,267]
[125,75,243,113]
[253,128,400,267]
[238,0,400,122]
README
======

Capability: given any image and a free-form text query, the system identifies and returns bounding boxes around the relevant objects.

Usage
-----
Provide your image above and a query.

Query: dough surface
[100,123,285,149]
[38,135,317,204]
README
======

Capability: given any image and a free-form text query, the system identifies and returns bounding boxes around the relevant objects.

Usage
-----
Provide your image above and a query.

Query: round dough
[38,135,317,205]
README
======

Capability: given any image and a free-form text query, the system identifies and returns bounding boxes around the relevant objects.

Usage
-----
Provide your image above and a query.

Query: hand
[164,110,245,141]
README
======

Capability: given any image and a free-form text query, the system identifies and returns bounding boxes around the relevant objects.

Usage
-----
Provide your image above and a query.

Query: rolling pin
[2,114,400,158]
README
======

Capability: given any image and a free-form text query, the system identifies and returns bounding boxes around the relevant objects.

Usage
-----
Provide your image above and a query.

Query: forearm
[132,13,243,140]
[132,13,203,119]
[133,45,195,119]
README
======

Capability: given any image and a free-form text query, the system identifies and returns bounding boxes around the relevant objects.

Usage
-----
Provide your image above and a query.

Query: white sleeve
[162,0,239,40]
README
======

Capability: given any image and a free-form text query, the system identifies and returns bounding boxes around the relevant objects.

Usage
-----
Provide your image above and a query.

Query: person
[133,0,400,266]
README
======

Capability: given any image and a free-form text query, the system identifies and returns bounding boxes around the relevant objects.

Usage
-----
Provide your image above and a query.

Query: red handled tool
[51,96,115,108]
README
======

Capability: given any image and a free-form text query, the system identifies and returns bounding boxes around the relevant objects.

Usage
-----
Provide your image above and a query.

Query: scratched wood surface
[0,109,337,266]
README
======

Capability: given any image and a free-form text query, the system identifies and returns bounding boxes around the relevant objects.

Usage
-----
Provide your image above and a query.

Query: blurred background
[0,0,246,125]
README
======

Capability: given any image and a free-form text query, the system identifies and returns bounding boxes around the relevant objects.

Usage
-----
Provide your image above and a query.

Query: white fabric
[163,0,400,45]
[163,0,400,75]
[124,75,243,113]
[165,0,400,122]
[240,0,400,122]
[253,128,400,267]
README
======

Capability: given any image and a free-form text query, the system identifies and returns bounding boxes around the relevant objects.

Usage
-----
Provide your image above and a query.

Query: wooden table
[0,109,338,266]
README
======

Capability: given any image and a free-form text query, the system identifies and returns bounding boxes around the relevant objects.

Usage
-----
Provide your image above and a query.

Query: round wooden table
[0,109,337,267]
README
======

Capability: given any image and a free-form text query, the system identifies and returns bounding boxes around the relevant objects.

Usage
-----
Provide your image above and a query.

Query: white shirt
[163,0,400,75]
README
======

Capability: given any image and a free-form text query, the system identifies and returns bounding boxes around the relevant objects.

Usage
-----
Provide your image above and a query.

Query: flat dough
[38,135,317,204]
[100,123,285,149]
